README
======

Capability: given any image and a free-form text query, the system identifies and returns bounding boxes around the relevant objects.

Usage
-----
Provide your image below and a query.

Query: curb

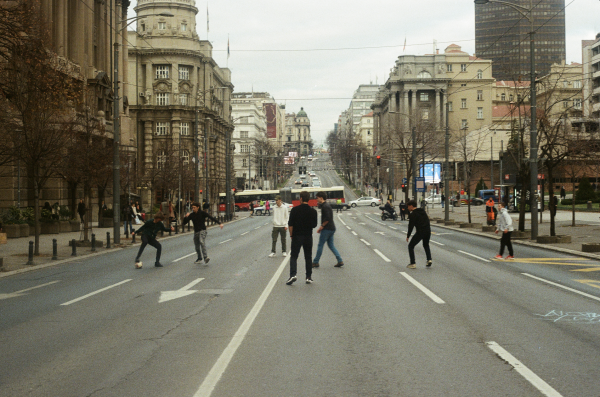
[431,221,600,260]
[0,217,244,279]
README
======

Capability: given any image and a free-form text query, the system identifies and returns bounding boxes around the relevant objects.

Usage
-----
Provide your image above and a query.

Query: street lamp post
[113,12,173,244]
[474,0,538,237]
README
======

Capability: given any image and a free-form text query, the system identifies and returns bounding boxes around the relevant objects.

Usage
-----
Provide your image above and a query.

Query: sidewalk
[0,213,250,276]
[424,203,600,259]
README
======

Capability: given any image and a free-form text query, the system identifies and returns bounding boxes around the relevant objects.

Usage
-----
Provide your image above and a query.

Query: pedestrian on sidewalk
[286,191,318,285]
[269,195,289,257]
[312,192,344,268]
[399,200,407,221]
[123,203,135,236]
[133,211,174,268]
[441,194,445,209]
[265,199,271,216]
[406,199,432,269]
[77,199,86,224]
[486,197,496,226]
[249,201,255,216]
[495,202,514,259]
[182,202,223,264]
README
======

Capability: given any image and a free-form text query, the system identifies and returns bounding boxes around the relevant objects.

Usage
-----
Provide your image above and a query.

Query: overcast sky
[130,0,599,147]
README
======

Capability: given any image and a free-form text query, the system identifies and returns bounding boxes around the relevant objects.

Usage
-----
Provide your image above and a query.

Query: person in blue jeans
[312,191,344,268]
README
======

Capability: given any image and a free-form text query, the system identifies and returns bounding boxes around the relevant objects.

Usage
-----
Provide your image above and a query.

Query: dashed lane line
[374,249,391,262]
[173,253,196,263]
[430,240,445,246]
[360,239,371,246]
[351,231,357,236]
[241,231,249,235]
[60,279,132,306]
[458,250,491,263]
[522,273,600,303]
[399,272,445,304]
[219,239,232,244]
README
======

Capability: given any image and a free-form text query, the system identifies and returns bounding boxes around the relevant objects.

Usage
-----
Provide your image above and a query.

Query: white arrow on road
[0,280,61,300]
[159,278,204,303]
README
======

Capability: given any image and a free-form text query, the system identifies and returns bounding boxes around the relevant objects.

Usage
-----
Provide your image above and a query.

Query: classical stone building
[127,0,233,210]
[0,0,132,219]
[583,34,600,122]
[285,108,312,156]
[357,112,374,148]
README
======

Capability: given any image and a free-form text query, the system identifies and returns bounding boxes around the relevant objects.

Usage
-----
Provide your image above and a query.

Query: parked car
[313,181,321,187]
[424,194,441,204]
[301,182,309,187]
[470,197,485,206]
[349,196,382,207]
[294,179,302,184]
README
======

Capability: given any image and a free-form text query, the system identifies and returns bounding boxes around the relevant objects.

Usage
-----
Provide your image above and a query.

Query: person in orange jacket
[486,197,496,225]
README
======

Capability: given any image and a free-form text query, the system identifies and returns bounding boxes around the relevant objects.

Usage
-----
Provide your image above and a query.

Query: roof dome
[297,107,307,117]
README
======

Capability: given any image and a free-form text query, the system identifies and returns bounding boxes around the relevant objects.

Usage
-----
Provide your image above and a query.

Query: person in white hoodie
[495,201,514,259]
[269,196,289,257]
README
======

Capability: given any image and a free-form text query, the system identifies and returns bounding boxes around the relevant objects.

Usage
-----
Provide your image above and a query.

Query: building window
[574,98,582,109]
[182,150,190,165]
[448,101,453,111]
[509,94,514,101]
[420,92,429,101]
[421,109,429,120]
[477,90,483,101]
[476,70,483,79]
[242,159,247,167]
[501,93,506,101]
[240,131,249,139]
[461,64,467,72]
[477,107,483,119]
[158,22,166,30]
[563,100,569,108]
[447,64,452,72]
[179,94,188,105]
[156,65,169,79]
[179,66,190,80]
[180,122,189,136]
[461,98,467,108]
[241,144,250,153]
[157,150,167,169]
[461,119,468,129]
[181,23,187,31]
[573,80,581,88]
[156,93,169,106]
[140,23,145,32]
[156,122,170,135]
[562,80,569,88]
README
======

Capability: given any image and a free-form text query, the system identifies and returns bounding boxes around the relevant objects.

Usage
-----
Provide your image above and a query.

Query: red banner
[263,103,277,139]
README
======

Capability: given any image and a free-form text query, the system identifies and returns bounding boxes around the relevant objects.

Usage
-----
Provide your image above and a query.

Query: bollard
[106,232,111,249]
[91,234,96,252]
[132,231,136,244]
[175,224,178,234]
[71,239,77,256]
[26,241,34,265]
[52,239,58,260]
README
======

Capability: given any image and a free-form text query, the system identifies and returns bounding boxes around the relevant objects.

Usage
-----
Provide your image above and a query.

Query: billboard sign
[284,157,295,165]
[288,152,298,158]
[420,163,441,184]
[263,103,277,139]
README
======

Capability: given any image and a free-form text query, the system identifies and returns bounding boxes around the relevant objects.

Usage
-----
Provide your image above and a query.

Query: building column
[441,92,447,131]
[402,91,409,131]
[144,120,153,169]
[56,0,65,56]
[411,90,417,129]
[434,89,440,130]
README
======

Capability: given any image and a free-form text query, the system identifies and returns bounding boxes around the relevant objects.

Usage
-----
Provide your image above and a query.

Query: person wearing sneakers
[312,191,344,268]
[495,201,514,259]
[183,202,223,264]
[269,196,289,257]
[286,191,318,285]
[405,199,432,269]
[133,211,174,268]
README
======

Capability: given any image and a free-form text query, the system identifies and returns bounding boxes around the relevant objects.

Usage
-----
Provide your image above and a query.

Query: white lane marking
[351,231,357,236]
[486,342,563,397]
[159,278,205,303]
[360,239,371,246]
[346,226,351,230]
[194,253,291,396]
[458,250,491,263]
[388,226,397,230]
[254,226,261,230]
[358,222,366,225]
[522,273,600,303]
[241,231,249,235]
[337,215,346,226]
[173,252,196,263]
[430,240,445,246]
[399,273,445,304]
[0,280,61,300]
[60,279,132,306]
[374,249,391,262]
[375,231,385,235]
[219,239,232,245]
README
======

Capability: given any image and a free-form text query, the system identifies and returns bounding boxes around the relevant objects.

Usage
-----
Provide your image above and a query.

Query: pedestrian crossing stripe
[497,257,600,272]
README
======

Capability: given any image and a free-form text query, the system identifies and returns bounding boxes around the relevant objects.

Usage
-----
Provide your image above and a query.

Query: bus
[282,186,346,208]
[218,189,279,212]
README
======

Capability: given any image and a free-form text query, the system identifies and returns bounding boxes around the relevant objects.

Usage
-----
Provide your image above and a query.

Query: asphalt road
[1,159,599,396]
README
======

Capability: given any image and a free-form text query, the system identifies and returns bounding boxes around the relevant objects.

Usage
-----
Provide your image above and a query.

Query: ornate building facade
[285,108,312,156]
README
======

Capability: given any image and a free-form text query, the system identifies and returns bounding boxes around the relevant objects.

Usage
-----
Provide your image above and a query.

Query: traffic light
[401,183,407,193]
[376,155,381,166]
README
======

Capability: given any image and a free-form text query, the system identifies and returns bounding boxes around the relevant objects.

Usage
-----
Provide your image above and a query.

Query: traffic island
[555,235,572,244]
[536,235,558,244]
[459,223,478,228]
[437,219,449,224]
[482,226,495,232]
[582,243,600,252]
[444,221,456,226]
[512,230,531,239]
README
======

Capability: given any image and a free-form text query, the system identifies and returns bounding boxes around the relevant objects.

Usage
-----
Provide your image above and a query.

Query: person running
[269,195,289,257]
[495,201,514,259]
[286,191,318,285]
[182,202,223,264]
[133,211,174,268]
[405,199,432,269]
[312,192,344,268]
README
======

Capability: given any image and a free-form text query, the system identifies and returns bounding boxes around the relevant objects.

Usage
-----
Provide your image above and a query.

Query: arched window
[157,150,167,170]
[417,70,432,79]
[501,93,506,101]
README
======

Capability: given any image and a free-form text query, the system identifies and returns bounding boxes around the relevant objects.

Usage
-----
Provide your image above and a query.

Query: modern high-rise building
[475,0,566,82]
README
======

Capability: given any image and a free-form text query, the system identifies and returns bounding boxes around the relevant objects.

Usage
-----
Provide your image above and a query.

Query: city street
[1,164,600,397]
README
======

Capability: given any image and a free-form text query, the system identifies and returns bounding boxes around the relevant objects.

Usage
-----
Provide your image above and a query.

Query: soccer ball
[135,261,143,269]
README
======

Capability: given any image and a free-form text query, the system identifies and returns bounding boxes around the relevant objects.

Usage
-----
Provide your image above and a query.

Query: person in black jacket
[182,202,223,264]
[286,191,318,285]
[406,199,432,269]
[132,211,173,268]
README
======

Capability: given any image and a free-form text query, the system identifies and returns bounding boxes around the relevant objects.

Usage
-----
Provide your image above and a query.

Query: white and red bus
[218,189,279,212]
[283,186,346,208]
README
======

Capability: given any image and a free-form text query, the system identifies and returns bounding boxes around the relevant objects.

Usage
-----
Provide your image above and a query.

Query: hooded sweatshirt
[407,208,431,237]
[496,207,514,232]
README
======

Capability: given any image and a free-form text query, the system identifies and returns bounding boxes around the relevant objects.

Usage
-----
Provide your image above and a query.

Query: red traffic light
[376,155,381,159]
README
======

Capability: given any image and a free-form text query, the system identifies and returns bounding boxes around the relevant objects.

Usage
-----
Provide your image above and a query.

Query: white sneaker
[282,252,287,257]
[268,252,276,257]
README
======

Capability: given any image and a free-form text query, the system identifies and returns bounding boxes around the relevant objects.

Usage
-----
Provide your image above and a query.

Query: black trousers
[500,231,513,256]
[135,234,162,263]
[408,232,432,265]
[290,234,313,278]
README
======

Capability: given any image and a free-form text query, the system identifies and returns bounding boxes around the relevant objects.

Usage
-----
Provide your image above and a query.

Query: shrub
[576,176,596,201]
[59,206,72,221]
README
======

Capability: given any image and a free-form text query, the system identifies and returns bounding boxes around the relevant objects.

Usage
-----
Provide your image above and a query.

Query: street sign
[402,178,407,184]
[505,174,510,180]
[538,174,545,180]
[415,177,426,192]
